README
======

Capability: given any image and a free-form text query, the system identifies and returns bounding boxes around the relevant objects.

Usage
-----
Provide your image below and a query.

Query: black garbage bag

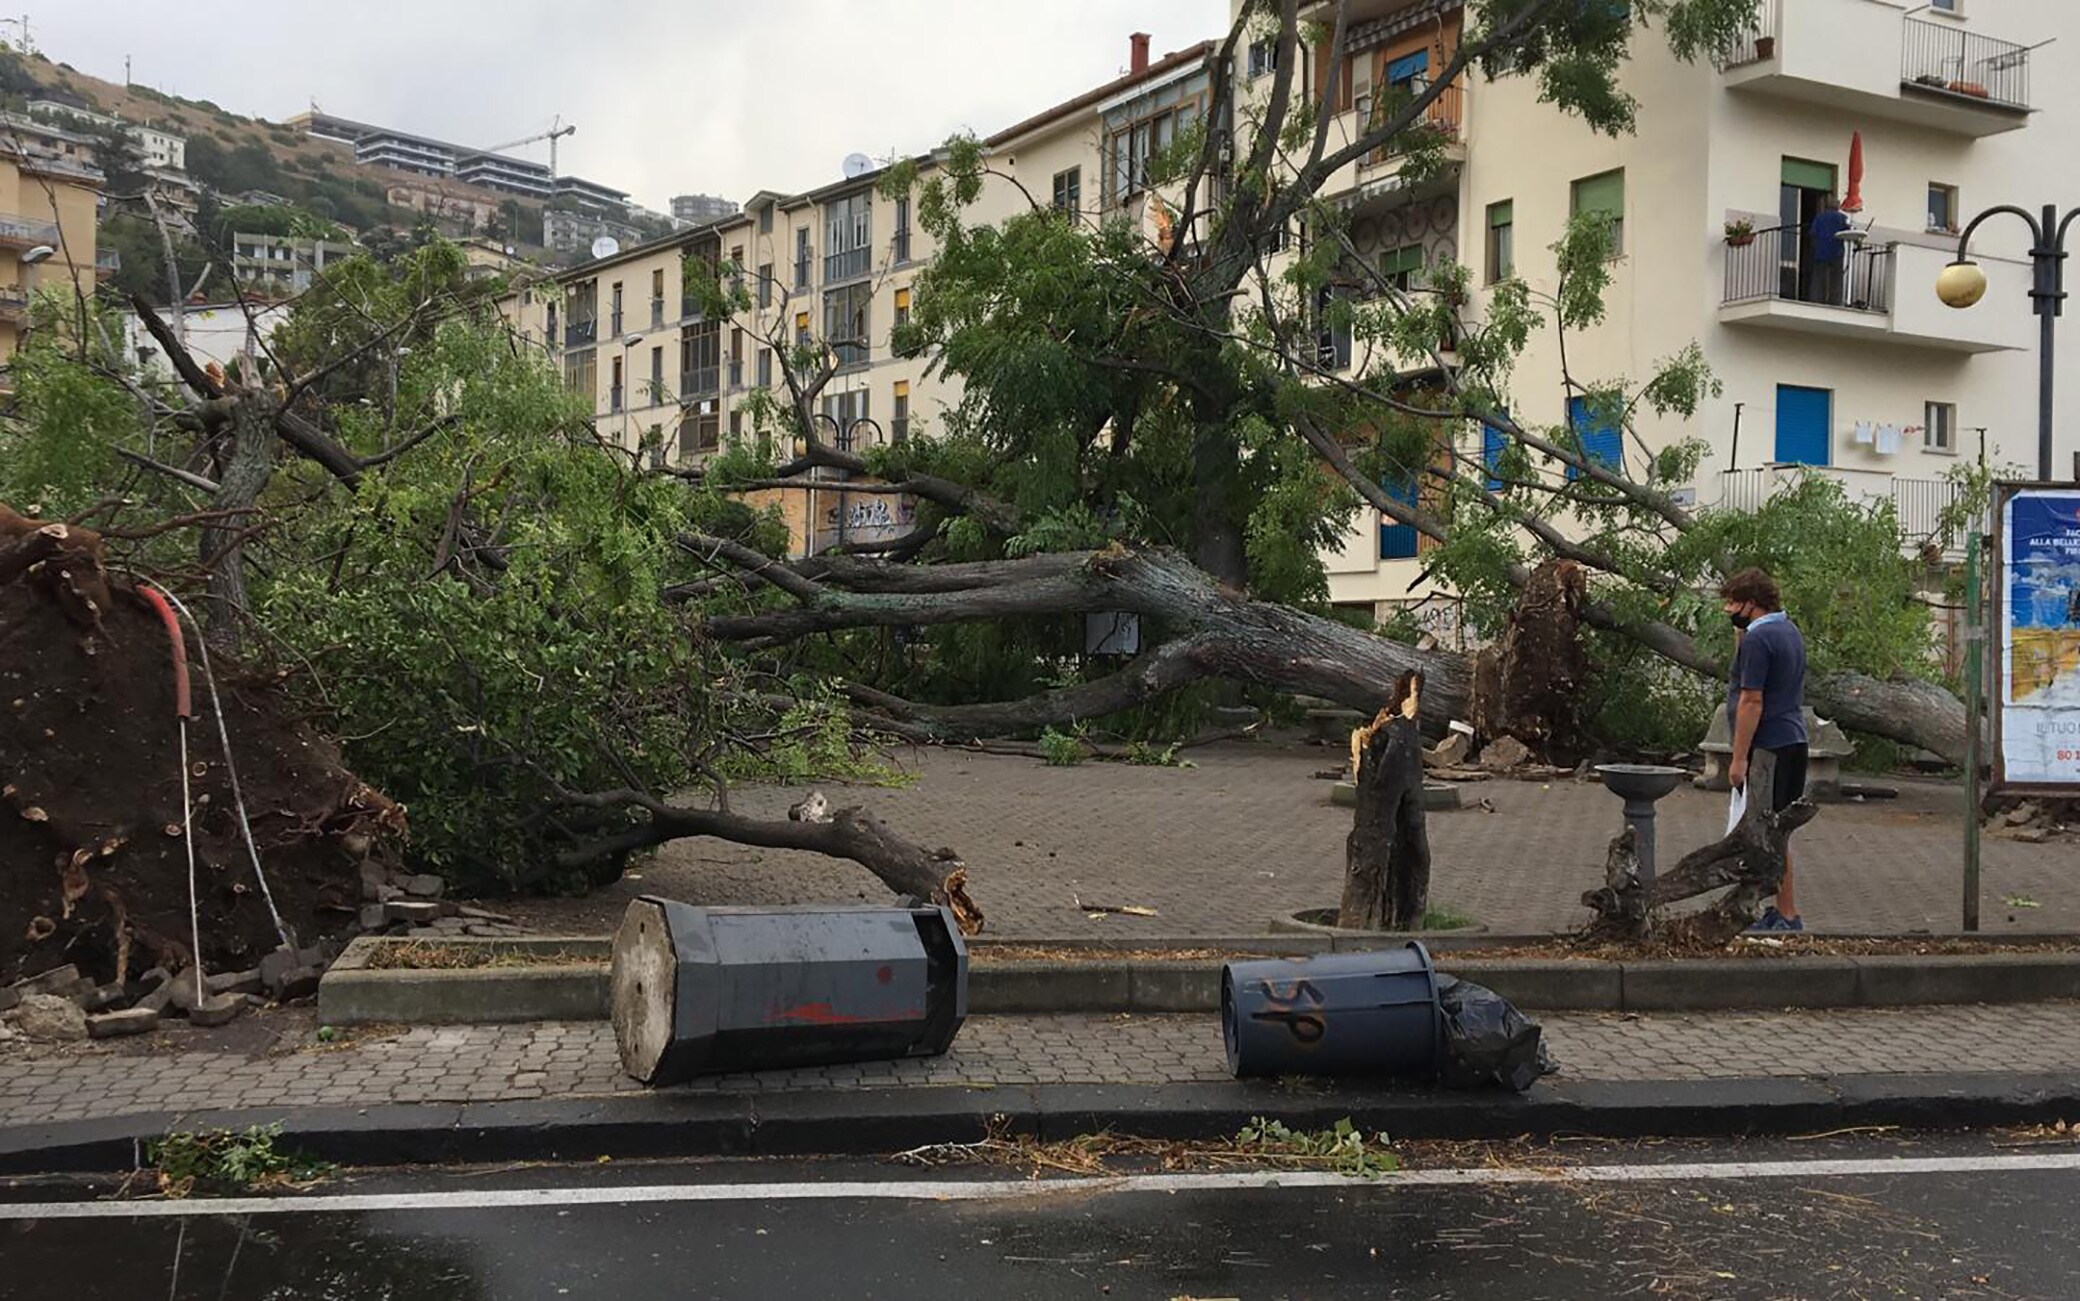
[1435,975,1558,1092]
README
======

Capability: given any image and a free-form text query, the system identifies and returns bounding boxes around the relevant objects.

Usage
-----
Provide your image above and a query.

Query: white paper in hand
[1725,785,1748,836]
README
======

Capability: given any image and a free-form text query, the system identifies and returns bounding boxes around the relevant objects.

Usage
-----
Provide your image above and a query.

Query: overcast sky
[39,1,1229,210]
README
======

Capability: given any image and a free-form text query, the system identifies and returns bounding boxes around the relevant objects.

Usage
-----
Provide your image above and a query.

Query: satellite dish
[590,235,620,260]
[841,152,874,180]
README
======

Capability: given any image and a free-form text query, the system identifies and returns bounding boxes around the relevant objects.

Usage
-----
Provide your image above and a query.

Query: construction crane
[477,116,576,177]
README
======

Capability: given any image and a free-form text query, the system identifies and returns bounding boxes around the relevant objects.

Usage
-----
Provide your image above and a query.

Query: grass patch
[144,1125,331,1198]
[893,1114,1399,1179]
[363,942,601,971]
[1422,905,1476,931]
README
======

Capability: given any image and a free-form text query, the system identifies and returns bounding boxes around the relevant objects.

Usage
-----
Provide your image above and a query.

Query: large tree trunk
[201,392,278,650]
[1340,673,1431,930]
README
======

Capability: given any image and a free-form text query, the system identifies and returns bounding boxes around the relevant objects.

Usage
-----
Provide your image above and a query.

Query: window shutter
[1384,51,1429,85]
[1780,157,1837,192]
[1489,200,1513,229]
[1571,170,1624,218]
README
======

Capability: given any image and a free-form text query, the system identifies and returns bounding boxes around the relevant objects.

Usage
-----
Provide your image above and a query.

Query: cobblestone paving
[501,741,2077,939]
[7,1005,2080,1128]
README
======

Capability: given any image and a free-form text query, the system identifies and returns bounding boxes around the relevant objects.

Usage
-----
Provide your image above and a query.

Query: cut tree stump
[1341,672,1431,931]
[1580,747,1819,946]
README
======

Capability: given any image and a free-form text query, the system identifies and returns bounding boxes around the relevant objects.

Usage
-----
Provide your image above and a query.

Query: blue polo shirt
[1811,210,1851,265]
[1728,613,1808,751]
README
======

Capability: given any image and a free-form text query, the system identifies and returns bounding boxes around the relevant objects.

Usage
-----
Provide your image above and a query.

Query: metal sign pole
[1963,531,1984,933]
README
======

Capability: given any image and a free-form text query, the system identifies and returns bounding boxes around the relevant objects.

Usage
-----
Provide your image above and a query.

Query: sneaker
[1747,907,1805,933]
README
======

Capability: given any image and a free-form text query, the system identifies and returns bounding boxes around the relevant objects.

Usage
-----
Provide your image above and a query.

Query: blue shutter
[1565,397,1623,481]
[1379,477,1420,560]
[1482,410,1510,490]
[1773,384,1832,466]
[1385,51,1429,85]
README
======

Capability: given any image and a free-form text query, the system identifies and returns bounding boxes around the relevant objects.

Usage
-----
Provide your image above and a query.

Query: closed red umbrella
[1843,131,1865,213]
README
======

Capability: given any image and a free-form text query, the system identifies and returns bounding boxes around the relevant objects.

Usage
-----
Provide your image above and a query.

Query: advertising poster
[1998,487,2080,789]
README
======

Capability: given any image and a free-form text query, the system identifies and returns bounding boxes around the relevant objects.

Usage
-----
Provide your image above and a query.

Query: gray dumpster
[1221,943,1442,1078]
[611,898,968,1086]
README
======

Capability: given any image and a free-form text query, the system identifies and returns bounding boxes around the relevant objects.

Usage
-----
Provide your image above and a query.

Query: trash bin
[611,898,968,1086]
[1221,943,1442,1079]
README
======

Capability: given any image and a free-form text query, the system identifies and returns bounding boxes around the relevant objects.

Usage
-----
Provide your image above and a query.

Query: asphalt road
[3,1137,2077,1299]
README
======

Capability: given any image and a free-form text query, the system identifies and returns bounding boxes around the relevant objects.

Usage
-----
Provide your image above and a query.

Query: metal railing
[0,283,28,313]
[0,213,58,246]
[824,243,871,284]
[1364,81,1464,165]
[1715,468,1986,552]
[680,365,720,396]
[564,318,597,348]
[1902,17,2031,112]
[1722,224,1893,314]
[1716,0,1780,69]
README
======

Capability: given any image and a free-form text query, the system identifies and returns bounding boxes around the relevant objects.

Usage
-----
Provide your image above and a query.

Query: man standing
[1807,194,1851,305]
[1723,568,1808,931]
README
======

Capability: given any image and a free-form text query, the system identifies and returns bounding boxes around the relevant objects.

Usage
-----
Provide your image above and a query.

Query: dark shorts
[1760,743,1808,811]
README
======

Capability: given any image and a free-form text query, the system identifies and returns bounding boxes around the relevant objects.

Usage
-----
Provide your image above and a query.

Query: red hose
[138,584,193,720]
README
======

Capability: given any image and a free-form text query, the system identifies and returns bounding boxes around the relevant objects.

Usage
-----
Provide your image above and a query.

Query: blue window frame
[1565,396,1623,480]
[1379,476,1420,560]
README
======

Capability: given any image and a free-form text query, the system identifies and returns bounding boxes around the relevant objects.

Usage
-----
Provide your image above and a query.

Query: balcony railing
[680,366,720,396]
[1902,17,2031,113]
[0,214,59,248]
[1363,81,1464,166]
[1716,0,1779,68]
[1722,225,1893,314]
[1715,467,1985,553]
[0,284,28,316]
[825,244,871,284]
[564,318,598,348]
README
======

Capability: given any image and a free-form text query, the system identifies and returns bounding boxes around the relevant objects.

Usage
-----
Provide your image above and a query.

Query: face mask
[1729,612,1753,630]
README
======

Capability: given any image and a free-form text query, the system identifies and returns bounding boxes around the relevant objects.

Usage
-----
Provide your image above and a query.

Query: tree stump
[1341,672,1431,931]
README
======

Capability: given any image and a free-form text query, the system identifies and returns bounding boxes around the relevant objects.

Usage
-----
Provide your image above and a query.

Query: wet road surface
[3,1135,2077,1299]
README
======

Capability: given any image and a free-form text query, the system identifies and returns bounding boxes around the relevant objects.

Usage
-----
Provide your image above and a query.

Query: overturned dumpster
[611,899,968,1086]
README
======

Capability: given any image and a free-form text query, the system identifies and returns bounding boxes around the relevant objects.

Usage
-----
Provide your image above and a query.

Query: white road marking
[7,1152,2080,1221]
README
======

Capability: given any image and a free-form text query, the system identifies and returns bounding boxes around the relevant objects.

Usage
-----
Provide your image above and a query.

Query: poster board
[1992,483,2080,793]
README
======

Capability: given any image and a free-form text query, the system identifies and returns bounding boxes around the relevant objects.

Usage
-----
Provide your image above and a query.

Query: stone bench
[1695,705,1853,798]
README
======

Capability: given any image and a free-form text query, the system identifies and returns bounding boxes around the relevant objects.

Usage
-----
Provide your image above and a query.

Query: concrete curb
[8,1070,2080,1175]
[318,935,2080,1021]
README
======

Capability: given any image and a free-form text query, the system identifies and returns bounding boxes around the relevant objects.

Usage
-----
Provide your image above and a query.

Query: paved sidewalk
[7,1004,2080,1129]
[502,740,2076,939]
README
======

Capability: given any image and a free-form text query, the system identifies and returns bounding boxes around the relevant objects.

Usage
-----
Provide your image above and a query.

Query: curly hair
[1718,567,1782,612]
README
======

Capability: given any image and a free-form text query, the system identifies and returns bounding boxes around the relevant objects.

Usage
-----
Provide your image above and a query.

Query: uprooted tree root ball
[1,525,403,986]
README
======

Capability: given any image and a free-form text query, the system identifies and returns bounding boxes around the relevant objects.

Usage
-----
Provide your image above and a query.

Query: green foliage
[1232,1117,1401,1179]
[1421,905,1475,931]
[0,306,139,517]
[1037,727,1087,766]
[147,1125,330,1197]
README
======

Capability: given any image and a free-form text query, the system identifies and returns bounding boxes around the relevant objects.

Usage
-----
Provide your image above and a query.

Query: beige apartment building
[1237,0,2079,638]
[0,114,107,368]
[502,34,1218,555]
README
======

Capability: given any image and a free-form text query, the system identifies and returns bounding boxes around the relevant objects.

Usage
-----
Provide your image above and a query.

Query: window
[1924,400,1956,452]
[1378,477,1419,560]
[650,268,666,327]
[757,262,773,309]
[609,355,625,412]
[1247,38,1278,79]
[824,282,872,370]
[729,328,744,388]
[892,380,911,444]
[1929,0,1958,11]
[679,323,720,394]
[1380,243,1426,292]
[1485,200,1514,283]
[678,412,720,458]
[1106,95,1202,206]
[729,410,743,443]
[1774,384,1832,467]
[729,246,744,297]
[1316,286,1352,371]
[826,193,872,282]
[794,311,812,349]
[894,287,912,330]
[794,228,812,290]
[1481,411,1511,491]
[609,282,624,337]
[1570,169,1626,255]
[1050,167,1082,215]
[759,203,774,234]
[893,196,911,264]
[1927,183,1959,233]
[1384,49,1428,96]
[563,348,595,398]
[1565,395,1624,480]
[824,389,871,448]
[649,346,663,404]
[757,347,773,388]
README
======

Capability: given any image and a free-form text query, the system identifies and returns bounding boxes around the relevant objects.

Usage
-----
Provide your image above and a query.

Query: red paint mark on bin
[876,965,894,985]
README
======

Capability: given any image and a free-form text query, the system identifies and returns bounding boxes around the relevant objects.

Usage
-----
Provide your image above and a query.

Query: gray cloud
[40,0,1226,209]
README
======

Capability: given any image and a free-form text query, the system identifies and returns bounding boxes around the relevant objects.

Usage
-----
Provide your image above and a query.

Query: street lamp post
[1937,203,2080,482]
[618,332,643,459]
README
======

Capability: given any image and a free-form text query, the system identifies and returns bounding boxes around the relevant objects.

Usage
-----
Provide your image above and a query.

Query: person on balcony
[1806,194,1851,305]
[1723,568,1809,933]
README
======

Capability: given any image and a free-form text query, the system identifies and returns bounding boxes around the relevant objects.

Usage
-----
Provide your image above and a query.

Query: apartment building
[499,35,1216,556]
[231,232,360,295]
[1248,0,2080,632]
[0,114,106,366]
[671,194,737,225]
[26,96,187,171]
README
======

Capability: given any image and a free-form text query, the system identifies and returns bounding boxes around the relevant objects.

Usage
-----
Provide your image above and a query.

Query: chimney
[1130,32,1152,75]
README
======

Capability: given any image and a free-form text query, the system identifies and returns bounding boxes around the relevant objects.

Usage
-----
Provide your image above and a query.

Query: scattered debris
[8,992,87,1042]
[1072,894,1159,918]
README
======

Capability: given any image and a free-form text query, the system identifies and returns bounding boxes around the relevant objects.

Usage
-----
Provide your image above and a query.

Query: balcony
[0,214,59,251]
[95,247,119,278]
[564,318,598,348]
[824,244,871,285]
[1718,0,2032,138]
[0,283,28,320]
[1719,225,2030,354]
[1359,81,1466,174]
[679,366,720,397]
[1714,465,1984,557]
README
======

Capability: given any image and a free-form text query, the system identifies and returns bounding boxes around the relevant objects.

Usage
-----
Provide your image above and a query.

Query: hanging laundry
[1875,424,1903,455]
[1853,421,1875,445]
